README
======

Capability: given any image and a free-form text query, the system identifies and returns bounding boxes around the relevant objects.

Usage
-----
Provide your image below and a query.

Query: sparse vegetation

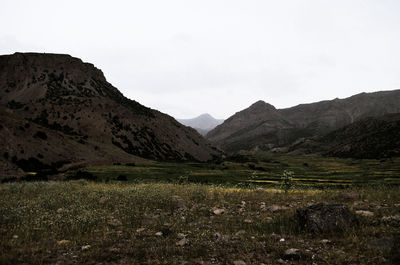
[0,182,399,264]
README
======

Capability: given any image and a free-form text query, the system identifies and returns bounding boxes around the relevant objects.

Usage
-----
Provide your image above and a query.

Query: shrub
[68,171,98,181]
[281,170,294,193]
[116,175,128,181]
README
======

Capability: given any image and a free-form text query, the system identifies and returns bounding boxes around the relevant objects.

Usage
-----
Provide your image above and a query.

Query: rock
[283,248,300,260]
[267,205,289,212]
[233,260,246,265]
[368,237,394,251]
[277,258,285,264]
[57,240,70,245]
[381,215,400,227]
[12,235,18,239]
[108,218,122,227]
[355,210,374,217]
[172,195,187,210]
[244,219,252,223]
[155,232,163,236]
[296,203,358,234]
[321,239,331,244]
[177,233,186,239]
[235,230,246,236]
[57,208,64,214]
[176,238,188,246]
[136,228,146,233]
[81,245,91,251]
[335,192,360,201]
[212,208,225,215]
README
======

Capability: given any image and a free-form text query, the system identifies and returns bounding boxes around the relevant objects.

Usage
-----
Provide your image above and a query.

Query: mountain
[0,52,220,178]
[177,113,224,135]
[207,90,400,153]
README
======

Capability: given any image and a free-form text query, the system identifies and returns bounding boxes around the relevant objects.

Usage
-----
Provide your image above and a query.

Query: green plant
[280,170,294,193]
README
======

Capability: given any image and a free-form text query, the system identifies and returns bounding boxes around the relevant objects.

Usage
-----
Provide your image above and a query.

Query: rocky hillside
[0,53,220,178]
[207,90,400,153]
[299,113,400,159]
[178,113,224,136]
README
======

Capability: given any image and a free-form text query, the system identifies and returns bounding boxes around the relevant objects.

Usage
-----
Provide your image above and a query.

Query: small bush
[68,171,98,181]
[116,175,128,181]
[281,170,294,193]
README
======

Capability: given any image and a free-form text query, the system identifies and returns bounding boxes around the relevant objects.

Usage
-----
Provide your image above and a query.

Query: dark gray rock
[296,203,358,234]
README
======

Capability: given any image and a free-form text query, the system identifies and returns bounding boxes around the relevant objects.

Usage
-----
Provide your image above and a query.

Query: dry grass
[0,181,399,264]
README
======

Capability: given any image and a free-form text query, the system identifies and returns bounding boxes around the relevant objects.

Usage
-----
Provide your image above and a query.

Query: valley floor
[0,182,399,264]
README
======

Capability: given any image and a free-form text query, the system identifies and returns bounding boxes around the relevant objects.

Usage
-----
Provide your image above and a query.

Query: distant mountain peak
[248,100,276,111]
[177,113,224,135]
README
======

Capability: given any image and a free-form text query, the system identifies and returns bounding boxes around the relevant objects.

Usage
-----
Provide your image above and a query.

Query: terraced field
[73,154,400,188]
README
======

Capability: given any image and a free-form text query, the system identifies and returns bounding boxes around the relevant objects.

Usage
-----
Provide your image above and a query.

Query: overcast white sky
[1,0,400,119]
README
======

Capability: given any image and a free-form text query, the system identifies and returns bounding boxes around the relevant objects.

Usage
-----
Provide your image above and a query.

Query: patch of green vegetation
[71,154,400,188]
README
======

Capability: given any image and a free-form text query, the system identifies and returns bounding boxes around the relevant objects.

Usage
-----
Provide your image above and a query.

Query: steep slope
[207,90,400,152]
[319,113,400,158]
[0,53,220,177]
[177,113,224,135]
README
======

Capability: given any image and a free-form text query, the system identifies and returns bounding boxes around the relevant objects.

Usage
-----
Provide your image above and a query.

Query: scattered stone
[264,216,273,222]
[283,248,300,260]
[368,237,394,251]
[108,218,122,227]
[176,238,188,246]
[155,232,163,236]
[233,260,246,265]
[381,215,400,227]
[57,208,64,214]
[279,238,285,242]
[177,233,186,239]
[136,228,146,233]
[321,239,331,244]
[277,258,285,264]
[244,219,252,223]
[213,232,221,240]
[81,245,91,251]
[172,195,187,210]
[335,192,360,201]
[296,203,358,234]
[12,235,18,239]
[267,205,289,212]
[235,230,246,236]
[355,210,374,217]
[109,247,120,253]
[57,240,70,245]
[212,208,225,215]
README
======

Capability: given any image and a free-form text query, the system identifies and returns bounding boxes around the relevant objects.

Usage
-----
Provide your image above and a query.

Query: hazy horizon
[1,0,400,119]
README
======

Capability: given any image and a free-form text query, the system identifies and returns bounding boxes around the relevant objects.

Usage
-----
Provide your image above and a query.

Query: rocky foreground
[0,182,399,264]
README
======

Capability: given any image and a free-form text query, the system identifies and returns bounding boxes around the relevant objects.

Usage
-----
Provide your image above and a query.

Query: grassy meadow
[1,154,400,264]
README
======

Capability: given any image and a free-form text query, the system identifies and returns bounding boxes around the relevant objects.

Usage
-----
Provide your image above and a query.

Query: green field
[71,154,400,188]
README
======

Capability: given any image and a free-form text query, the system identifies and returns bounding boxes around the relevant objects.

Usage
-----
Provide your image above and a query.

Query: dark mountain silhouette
[0,52,220,178]
[291,113,400,159]
[178,113,224,136]
[207,90,400,153]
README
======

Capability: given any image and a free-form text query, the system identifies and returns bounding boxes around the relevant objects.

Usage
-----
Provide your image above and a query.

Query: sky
[1,0,400,119]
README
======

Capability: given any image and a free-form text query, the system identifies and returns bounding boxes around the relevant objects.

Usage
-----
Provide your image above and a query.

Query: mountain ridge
[0,52,221,178]
[207,89,400,153]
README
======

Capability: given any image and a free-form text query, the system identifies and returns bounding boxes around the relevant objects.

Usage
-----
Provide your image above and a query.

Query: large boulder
[296,203,358,234]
